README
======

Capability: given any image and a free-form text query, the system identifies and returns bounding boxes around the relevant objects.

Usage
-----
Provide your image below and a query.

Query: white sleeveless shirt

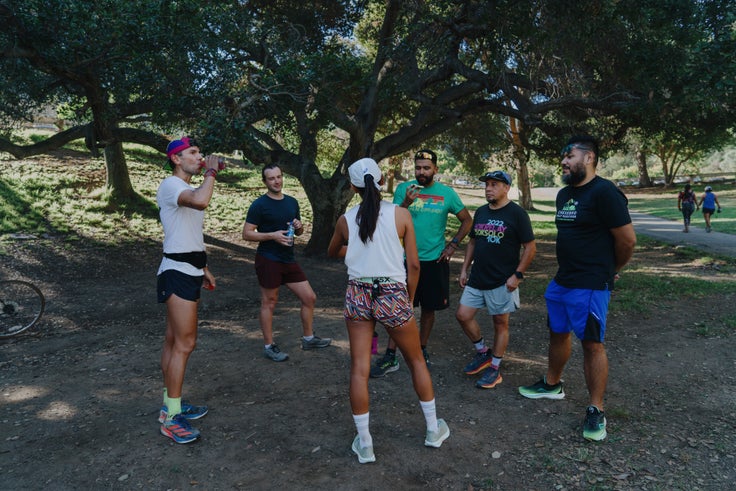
[344,201,406,284]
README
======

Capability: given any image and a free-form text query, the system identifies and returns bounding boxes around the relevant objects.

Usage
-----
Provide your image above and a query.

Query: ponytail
[356,174,381,243]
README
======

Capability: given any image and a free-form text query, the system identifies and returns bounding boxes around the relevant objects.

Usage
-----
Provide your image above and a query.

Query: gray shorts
[459,284,519,315]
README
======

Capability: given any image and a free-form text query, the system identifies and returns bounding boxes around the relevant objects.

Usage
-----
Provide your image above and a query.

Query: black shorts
[157,269,203,303]
[413,259,450,311]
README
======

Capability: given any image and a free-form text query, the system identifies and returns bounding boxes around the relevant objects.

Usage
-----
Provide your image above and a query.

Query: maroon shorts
[255,254,308,289]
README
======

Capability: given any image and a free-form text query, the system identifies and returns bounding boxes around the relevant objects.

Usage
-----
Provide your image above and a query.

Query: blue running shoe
[301,335,332,350]
[464,350,492,375]
[160,414,200,444]
[158,401,209,423]
[264,343,289,362]
[475,367,503,389]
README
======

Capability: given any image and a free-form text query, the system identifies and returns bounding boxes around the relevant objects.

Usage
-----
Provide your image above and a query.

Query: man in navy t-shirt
[243,164,331,362]
[519,135,636,442]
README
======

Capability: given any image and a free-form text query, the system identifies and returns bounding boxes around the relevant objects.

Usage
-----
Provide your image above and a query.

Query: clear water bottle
[286,221,295,246]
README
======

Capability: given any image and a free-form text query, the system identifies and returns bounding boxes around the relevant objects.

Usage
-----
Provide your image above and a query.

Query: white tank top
[344,201,406,284]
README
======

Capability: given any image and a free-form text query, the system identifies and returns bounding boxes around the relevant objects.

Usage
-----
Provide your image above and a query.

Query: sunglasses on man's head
[481,170,510,184]
[561,143,594,157]
[415,151,434,161]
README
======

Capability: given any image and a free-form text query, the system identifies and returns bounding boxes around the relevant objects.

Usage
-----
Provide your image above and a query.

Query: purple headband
[166,137,193,159]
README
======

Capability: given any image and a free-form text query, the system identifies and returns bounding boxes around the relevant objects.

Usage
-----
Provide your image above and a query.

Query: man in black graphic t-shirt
[456,170,536,390]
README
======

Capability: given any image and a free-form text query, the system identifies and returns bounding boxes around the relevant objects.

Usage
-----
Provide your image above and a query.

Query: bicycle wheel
[0,280,45,338]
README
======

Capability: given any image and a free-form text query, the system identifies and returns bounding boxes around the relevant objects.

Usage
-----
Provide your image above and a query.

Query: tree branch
[0,126,87,158]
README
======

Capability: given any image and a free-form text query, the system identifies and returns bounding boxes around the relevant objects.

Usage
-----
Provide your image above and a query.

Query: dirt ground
[1,214,735,490]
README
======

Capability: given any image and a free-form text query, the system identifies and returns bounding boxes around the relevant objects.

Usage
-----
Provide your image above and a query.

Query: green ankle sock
[167,397,181,421]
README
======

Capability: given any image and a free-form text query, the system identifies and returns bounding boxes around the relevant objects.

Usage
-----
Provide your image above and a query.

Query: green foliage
[2,0,736,253]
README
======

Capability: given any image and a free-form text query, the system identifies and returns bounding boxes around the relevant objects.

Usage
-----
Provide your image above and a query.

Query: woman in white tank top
[328,158,450,464]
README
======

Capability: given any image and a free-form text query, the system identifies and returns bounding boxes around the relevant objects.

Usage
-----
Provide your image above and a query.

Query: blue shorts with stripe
[544,279,610,342]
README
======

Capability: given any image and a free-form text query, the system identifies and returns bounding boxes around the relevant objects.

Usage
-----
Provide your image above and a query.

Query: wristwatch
[514,271,524,279]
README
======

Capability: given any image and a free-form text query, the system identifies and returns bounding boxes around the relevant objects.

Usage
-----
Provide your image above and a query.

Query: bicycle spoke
[0,280,45,338]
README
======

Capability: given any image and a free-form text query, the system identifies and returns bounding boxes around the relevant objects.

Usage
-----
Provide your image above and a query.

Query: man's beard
[488,198,497,205]
[562,166,586,186]
[416,174,433,186]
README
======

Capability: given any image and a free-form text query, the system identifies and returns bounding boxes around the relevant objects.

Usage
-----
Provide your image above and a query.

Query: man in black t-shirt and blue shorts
[519,135,636,442]
[456,170,536,390]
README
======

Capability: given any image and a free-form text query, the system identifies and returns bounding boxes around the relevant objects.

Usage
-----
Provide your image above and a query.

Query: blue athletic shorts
[544,279,610,342]
[459,284,519,315]
[157,269,203,303]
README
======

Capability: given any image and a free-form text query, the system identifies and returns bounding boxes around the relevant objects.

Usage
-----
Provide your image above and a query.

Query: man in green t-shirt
[371,149,473,377]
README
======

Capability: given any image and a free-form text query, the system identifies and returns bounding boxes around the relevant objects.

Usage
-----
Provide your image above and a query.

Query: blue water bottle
[286,221,295,246]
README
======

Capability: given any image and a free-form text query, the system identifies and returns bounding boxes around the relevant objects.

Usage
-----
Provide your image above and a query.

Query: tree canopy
[1,0,734,253]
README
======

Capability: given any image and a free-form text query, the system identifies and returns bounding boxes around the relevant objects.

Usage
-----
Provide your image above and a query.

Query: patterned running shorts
[344,280,414,329]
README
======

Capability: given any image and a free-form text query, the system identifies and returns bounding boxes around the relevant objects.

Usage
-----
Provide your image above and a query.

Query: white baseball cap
[348,158,382,190]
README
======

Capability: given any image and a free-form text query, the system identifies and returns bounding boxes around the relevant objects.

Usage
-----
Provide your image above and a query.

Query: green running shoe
[370,352,399,378]
[583,405,607,441]
[518,377,565,400]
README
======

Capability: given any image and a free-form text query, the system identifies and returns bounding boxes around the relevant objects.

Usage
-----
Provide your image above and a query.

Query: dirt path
[628,211,735,258]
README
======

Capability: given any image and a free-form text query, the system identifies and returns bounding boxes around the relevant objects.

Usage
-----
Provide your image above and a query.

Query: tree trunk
[386,155,402,195]
[301,173,354,256]
[636,148,652,187]
[103,140,135,200]
[514,150,534,210]
[509,116,534,210]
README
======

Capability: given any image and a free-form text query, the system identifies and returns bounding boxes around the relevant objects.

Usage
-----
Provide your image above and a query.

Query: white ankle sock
[353,412,372,448]
[420,399,439,433]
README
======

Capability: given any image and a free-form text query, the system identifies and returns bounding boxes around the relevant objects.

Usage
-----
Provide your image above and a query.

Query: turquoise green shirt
[393,180,466,261]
